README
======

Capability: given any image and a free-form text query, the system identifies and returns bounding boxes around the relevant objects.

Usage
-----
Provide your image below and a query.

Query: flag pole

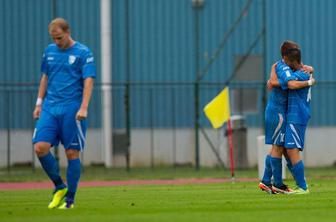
[227,118,235,180]
[203,86,233,179]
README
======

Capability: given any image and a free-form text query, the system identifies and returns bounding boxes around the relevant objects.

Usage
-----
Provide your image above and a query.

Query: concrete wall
[1,127,335,168]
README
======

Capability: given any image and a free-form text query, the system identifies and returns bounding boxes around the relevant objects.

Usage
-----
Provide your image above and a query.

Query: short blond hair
[48,17,70,33]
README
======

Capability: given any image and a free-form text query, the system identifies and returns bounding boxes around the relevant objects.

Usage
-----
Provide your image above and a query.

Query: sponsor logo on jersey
[47,56,54,61]
[69,55,76,64]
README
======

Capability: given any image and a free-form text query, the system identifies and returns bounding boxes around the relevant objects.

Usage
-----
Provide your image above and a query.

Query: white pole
[101,0,113,167]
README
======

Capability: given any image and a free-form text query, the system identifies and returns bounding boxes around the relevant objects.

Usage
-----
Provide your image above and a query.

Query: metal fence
[0,81,266,169]
[1,80,334,170]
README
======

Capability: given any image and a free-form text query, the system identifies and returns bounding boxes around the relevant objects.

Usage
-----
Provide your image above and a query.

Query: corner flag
[203,87,235,178]
[203,87,231,129]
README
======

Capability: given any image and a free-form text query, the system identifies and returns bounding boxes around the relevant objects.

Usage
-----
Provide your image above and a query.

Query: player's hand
[267,63,279,90]
[33,106,41,119]
[267,79,273,90]
[76,107,88,120]
[301,65,314,74]
[308,77,316,86]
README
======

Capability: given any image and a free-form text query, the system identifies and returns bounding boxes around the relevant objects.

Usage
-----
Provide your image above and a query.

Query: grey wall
[1,127,335,168]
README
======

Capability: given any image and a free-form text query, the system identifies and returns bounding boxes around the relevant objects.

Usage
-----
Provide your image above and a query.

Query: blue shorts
[265,106,286,146]
[284,123,306,151]
[32,103,87,150]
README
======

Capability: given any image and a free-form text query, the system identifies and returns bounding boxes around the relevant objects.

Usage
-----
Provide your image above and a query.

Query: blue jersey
[266,60,293,113]
[264,60,293,146]
[41,42,96,107]
[285,70,312,125]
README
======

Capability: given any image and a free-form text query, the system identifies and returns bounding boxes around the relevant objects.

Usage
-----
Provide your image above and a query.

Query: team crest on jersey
[69,55,76,64]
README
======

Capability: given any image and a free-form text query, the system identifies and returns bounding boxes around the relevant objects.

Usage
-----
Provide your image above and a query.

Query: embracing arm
[33,74,48,119]
[267,63,280,89]
[287,76,315,89]
[288,63,315,89]
[76,77,94,120]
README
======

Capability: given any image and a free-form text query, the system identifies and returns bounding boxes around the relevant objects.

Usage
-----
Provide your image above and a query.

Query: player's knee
[271,146,284,157]
[286,149,301,164]
[34,143,50,156]
[65,149,80,160]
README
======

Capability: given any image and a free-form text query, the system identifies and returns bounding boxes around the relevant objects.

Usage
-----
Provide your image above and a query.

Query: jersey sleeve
[276,65,296,90]
[81,50,96,79]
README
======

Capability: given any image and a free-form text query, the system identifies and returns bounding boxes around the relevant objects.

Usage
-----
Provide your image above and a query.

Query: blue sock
[270,157,283,187]
[261,155,272,185]
[38,152,66,190]
[292,160,307,190]
[66,158,81,202]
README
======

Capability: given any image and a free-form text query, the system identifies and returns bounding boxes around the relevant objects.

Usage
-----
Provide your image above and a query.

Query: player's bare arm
[267,70,315,89]
[33,74,48,119]
[287,77,316,89]
[288,63,315,89]
[76,77,94,120]
[267,63,279,90]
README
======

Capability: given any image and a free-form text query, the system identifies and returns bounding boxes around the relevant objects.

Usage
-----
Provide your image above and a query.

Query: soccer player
[260,41,299,194]
[281,48,314,194]
[32,18,96,209]
[263,48,314,194]
[259,41,314,194]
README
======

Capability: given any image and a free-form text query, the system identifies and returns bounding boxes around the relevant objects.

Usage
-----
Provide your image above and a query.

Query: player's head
[284,48,301,70]
[48,18,73,49]
[280,40,300,58]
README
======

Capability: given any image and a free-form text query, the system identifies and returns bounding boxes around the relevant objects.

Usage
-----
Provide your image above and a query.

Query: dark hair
[280,40,300,57]
[286,48,301,64]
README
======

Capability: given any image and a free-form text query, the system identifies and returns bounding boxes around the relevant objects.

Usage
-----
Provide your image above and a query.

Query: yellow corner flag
[203,87,231,129]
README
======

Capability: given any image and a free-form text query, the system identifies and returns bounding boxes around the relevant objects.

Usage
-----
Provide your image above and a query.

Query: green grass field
[1,167,336,222]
